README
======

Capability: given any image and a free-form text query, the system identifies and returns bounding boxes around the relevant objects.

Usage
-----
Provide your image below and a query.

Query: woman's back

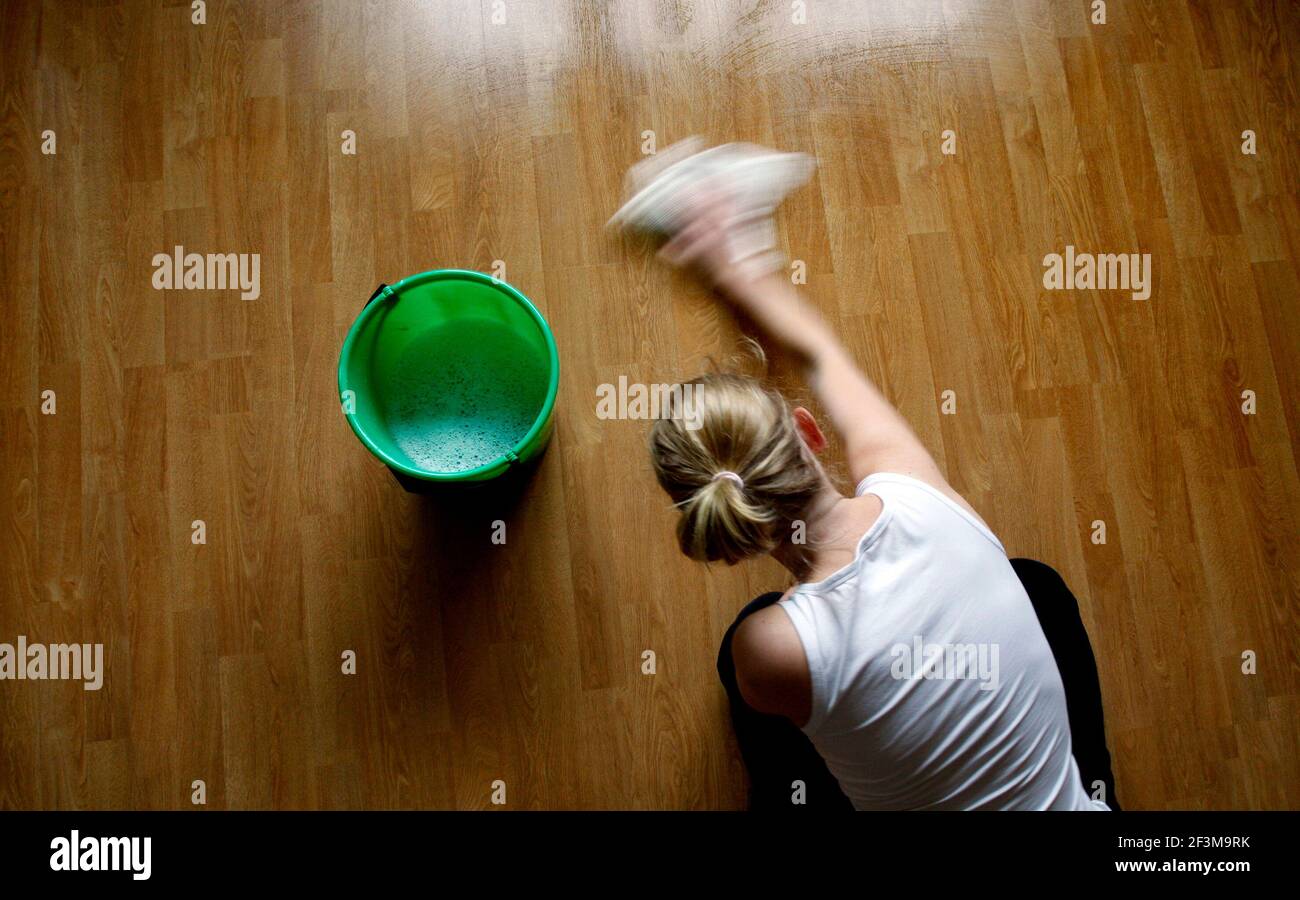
[778,473,1110,810]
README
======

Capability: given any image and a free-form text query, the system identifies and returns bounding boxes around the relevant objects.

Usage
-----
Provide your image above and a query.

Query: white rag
[609,136,816,278]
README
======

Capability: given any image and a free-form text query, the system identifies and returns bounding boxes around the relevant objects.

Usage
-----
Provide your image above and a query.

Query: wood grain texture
[0,0,1297,810]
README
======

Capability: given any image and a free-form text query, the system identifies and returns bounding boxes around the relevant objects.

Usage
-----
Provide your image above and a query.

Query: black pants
[716,558,1121,810]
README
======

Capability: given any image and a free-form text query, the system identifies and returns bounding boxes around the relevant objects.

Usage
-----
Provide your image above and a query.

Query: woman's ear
[792,406,827,453]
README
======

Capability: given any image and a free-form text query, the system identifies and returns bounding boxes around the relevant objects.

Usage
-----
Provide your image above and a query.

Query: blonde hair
[648,372,822,566]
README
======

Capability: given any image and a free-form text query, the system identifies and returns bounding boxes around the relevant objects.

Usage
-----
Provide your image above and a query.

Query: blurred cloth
[609,136,816,279]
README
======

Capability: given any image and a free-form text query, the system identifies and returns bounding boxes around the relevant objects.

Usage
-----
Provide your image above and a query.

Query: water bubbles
[382,319,549,474]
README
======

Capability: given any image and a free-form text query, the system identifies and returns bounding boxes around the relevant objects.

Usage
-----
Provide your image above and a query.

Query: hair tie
[712,471,745,490]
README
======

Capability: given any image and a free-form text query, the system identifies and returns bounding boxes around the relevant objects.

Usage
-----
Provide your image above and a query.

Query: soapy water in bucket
[383,318,550,474]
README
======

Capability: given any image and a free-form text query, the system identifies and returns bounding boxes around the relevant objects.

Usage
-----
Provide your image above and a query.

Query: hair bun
[648,373,822,566]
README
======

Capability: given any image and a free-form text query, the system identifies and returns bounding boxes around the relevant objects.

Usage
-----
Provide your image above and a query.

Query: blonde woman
[648,196,1119,811]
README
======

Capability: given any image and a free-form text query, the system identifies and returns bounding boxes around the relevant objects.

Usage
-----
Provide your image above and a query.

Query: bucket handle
[363,283,398,309]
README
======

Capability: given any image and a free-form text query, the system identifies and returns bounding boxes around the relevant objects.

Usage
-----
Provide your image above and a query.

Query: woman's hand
[656,190,755,292]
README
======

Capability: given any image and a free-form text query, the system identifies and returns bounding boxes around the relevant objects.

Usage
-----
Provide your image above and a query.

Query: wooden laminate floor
[1,0,1297,809]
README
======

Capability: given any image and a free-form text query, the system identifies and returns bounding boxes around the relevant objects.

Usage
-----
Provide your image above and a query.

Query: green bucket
[338,269,559,489]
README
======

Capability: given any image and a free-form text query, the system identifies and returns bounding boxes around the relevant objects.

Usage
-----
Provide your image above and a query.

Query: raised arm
[658,196,946,492]
[720,271,942,488]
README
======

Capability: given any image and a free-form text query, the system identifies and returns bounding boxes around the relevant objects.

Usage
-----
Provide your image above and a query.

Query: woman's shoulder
[731,603,813,727]
[856,470,1001,548]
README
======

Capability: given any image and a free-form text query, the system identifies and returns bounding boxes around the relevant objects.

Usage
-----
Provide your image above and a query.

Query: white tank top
[778,473,1110,810]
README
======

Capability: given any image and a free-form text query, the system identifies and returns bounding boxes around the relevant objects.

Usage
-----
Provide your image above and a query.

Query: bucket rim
[337,268,560,482]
